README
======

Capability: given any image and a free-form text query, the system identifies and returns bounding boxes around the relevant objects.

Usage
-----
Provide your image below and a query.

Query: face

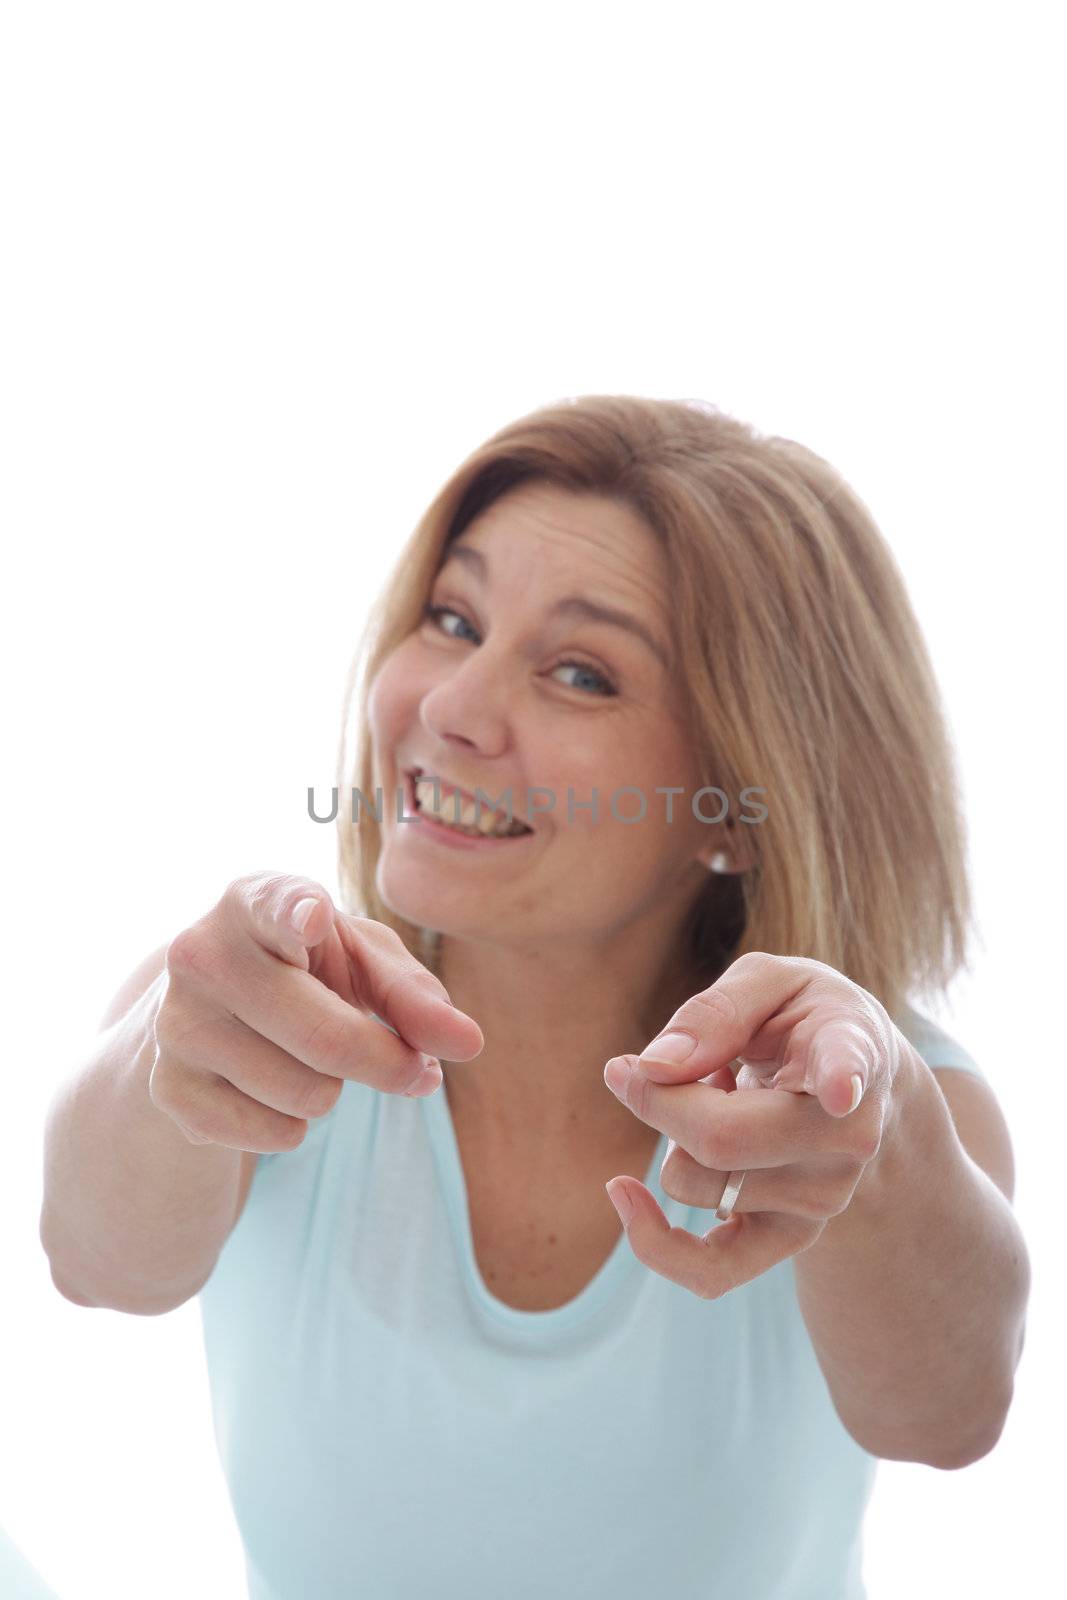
[367,481,718,964]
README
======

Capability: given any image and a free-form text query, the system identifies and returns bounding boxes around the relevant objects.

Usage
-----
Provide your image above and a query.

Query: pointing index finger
[635,953,818,1084]
[336,915,485,1063]
[604,1054,840,1169]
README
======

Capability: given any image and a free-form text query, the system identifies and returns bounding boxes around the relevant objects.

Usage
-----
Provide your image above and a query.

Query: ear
[697,819,757,874]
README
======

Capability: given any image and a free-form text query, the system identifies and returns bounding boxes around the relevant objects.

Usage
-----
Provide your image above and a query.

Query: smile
[403,768,535,845]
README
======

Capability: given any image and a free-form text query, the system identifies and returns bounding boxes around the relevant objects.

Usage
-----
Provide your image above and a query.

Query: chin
[374,857,463,935]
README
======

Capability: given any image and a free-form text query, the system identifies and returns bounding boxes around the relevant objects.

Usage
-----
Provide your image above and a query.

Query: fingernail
[604,1057,631,1096]
[605,1180,634,1227]
[291,897,318,933]
[639,1031,697,1066]
[847,1072,864,1114]
[404,1059,442,1097]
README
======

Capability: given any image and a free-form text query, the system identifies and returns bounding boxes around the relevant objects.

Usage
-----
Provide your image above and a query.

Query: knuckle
[803,964,840,1005]
[687,985,741,1033]
[660,1141,680,1177]
[395,1057,432,1095]
[854,1126,882,1162]
[171,1101,215,1145]
[152,1070,210,1139]
[626,1069,654,1122]
[659,1169,681,1202]
[151,989,200,1054]
[698,1274,729,1302]
[358,917,408,950]
[732,949,769,969]
[824,1182,855,1218]
[791,955,834,979]
[661,1171,697,1206]
[148,1059,218,1144]
[166,926,226,988]
[798,1180,841,1219]
[164,926,201,977]
[699,1116,747,1172]
[384,959,451,1012]
[298,1011,352,1073]
[220,873,269,912]
[243,872,295,921]
[363,924,433,979]
[731,950,779,975]
[659,1150,687,1201]
[793,1217,827,1254]
[181,1124,214,1146]
[295,1072,343,1120]
[270,1116,309,1152]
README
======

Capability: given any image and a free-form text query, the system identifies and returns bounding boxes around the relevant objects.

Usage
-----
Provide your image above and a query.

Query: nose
[418,639,515,754]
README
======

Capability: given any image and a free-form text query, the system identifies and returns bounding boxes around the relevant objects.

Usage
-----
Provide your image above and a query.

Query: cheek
[541,754,645,847]
[538,742,604,829]
[367,643,423,741]
[578,736,704,859]
[558,730,681,818]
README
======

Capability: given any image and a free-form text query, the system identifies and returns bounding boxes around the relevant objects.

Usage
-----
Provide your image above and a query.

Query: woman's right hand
[149,871,484,1152]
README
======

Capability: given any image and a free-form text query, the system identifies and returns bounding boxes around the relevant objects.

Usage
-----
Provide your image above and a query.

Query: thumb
[634,1025,746,1087]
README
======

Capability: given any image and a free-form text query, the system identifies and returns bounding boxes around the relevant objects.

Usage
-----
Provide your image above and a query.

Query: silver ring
[715,1170,746,1220]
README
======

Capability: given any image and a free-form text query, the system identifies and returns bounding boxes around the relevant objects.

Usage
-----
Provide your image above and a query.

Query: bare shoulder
[930,1067,1015,1203]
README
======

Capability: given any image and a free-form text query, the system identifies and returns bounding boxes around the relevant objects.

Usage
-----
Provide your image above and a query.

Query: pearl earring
[707,851,730,873]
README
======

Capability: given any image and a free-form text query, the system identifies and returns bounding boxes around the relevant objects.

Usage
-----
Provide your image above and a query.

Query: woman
[41,395,1029,1599]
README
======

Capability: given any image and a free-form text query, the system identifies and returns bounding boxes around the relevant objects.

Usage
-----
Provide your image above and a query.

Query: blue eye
[423,603,479,642]
[421,603,618,698]
[551,661,615,696]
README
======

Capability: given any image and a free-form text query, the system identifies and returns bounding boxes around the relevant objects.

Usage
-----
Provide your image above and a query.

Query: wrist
[845,1036,956,1222]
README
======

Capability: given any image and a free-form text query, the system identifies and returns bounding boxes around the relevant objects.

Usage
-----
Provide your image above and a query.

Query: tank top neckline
[418,1076,673,1337]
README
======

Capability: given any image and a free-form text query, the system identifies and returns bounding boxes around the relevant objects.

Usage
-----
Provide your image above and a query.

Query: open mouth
[405,767,534,840]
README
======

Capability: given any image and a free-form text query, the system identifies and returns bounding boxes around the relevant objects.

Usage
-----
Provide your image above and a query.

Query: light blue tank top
[197,1002,984,1599]
[0,1526,61,1600]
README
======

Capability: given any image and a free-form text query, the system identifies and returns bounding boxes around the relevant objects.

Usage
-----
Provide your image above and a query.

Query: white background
[2,3,1063,1596]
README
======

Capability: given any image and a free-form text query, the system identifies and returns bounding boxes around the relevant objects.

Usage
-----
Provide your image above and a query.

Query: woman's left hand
[602,951,912,1299]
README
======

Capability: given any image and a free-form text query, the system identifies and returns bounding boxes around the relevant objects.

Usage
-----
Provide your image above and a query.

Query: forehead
[448,481,667,586]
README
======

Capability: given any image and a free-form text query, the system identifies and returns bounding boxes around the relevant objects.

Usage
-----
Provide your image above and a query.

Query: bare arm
[39,873,484,1318]
[39,945,249,1315]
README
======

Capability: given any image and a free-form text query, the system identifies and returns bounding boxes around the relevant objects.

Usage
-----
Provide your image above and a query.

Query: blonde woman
[41,396,1029,1599]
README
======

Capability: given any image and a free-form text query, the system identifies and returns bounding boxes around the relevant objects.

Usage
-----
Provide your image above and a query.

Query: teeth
[414,777,527,838]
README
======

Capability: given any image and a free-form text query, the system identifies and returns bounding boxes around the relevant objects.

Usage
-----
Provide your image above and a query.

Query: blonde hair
[335,394,976,1024]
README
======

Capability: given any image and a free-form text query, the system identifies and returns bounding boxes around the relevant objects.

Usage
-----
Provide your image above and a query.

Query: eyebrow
[438,542,671,669]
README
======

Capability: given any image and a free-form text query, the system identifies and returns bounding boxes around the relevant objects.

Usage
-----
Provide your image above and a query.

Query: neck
[435,927,716,1153]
